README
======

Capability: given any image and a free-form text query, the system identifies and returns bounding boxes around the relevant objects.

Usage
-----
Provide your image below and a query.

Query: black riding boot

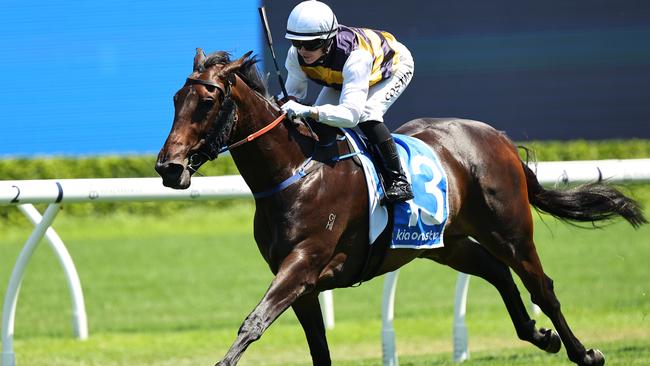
[359,120,414,203]
[376,138,414,203]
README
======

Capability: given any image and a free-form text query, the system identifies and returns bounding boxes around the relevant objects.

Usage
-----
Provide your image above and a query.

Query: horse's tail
[522,162,647,228]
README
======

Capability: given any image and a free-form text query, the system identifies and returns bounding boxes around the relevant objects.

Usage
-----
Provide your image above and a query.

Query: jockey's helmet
[285,1,338,41]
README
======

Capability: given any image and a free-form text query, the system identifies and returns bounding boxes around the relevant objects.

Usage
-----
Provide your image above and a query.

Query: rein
[186,76,288,155]
[188,109,287,172]
[187,71,358,199]
[218,112,287,154]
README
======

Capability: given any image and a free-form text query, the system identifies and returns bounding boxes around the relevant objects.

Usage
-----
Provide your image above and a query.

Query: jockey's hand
[281,100,317,120]
[275,95,297,107]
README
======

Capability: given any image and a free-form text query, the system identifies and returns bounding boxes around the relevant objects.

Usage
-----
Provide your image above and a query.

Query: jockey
[279,0,415,203]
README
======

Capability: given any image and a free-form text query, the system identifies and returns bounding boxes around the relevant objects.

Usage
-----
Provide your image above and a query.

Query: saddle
[290,120,449,284]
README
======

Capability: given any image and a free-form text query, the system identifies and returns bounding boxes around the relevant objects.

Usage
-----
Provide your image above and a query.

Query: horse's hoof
[581,349,605,366]
[540,328,561,353]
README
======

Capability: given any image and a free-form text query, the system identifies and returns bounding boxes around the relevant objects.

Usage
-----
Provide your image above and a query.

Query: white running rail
[1,158,649,366]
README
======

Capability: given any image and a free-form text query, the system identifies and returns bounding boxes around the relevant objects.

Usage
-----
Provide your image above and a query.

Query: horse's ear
[218,51,254,77]
[193,48,206,71]
[240,50,254,61]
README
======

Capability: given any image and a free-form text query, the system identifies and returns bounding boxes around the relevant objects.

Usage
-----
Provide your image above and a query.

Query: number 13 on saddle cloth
[343,129,449,249]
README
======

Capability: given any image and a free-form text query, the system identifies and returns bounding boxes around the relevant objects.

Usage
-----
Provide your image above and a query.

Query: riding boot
[376,138,414,203]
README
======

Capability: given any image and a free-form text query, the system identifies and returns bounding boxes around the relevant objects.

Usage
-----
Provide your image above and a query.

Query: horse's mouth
[156,161,192,190]
[162,174,191,190]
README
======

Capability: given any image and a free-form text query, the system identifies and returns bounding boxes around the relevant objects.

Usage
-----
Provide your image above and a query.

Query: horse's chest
[253,213,297,269]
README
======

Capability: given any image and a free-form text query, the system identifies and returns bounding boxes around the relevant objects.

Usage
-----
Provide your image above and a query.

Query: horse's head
[155,49,253,189]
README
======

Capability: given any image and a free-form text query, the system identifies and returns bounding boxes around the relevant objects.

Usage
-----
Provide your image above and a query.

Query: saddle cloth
[342,129,449,249]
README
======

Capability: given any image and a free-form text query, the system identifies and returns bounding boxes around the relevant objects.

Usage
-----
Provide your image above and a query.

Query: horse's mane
[199,51,323,147]
[200,51,269,98]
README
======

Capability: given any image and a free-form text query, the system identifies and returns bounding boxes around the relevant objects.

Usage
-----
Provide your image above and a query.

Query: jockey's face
[297,47,325,65]
[292,38,331,65]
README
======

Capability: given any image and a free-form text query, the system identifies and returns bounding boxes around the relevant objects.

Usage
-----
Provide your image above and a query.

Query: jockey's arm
[316,50,372,128]
[284,47,309,102]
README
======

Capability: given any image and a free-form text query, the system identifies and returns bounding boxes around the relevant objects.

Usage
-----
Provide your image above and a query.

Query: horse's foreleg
[292,292,331,366]
[215,253,320,366]
[424,236,561,353]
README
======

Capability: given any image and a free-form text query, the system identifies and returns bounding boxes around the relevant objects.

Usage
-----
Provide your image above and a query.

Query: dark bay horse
[155,49,646,366]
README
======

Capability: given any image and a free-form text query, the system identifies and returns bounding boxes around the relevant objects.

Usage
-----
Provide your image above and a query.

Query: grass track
[1,196,649,365]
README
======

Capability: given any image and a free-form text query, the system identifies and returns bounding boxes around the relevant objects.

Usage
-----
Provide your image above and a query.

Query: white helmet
[285,1,338,41]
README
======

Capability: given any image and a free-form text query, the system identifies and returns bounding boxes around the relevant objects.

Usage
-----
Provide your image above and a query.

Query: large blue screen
[0,0,262,156]
[2,0,649,157]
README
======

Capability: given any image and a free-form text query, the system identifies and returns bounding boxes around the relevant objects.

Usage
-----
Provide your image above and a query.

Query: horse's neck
[229,81,310,194]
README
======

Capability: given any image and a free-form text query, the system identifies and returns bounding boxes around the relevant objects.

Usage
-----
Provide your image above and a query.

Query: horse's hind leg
[472,169,605,365]
[423,236,561,353]
[501,241,605,366]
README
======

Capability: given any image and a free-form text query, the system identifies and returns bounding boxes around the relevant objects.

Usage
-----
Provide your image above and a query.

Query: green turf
[1,197,649,365]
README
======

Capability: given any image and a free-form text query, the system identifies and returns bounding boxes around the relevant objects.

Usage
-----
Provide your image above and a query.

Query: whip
[258,6,289,99]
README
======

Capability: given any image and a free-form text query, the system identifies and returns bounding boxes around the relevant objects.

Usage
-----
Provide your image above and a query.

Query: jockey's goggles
[291,38,327,51]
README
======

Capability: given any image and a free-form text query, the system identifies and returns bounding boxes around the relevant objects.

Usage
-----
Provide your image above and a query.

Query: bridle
[184,76,230,171]
[184,68,355,200]
[185,77,228,102]
[184,74,288,172]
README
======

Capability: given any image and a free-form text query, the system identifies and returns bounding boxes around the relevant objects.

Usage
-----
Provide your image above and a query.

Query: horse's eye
[205,85,216,93]
[200,97,215,105]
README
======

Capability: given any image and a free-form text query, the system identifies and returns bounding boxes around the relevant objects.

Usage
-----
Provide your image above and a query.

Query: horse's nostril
[155,161,184,180]
[154,161,166,175]
[166,163,184,178]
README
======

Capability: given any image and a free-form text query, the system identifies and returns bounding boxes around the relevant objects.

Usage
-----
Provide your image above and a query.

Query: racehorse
[155,49,646,366]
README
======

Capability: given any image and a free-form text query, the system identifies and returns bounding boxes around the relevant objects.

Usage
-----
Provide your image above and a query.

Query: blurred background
[264,0,650,140]
[0,0,263,156]
[1,0,649,157]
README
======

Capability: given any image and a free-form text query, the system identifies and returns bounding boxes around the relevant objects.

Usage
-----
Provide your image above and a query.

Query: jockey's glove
[281,100,318,120]
[274,94,299,106]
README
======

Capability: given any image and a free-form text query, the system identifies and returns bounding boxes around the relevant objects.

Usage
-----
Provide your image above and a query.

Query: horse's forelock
[199,51,268,97]
[199,51,232,72]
